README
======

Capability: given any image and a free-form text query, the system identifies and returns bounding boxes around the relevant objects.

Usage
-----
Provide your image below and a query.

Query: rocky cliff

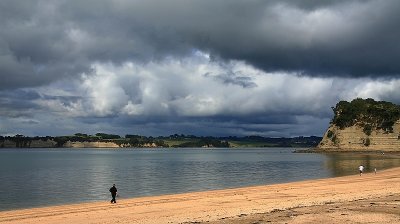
[317,98,400,151]
[318,122,400,151]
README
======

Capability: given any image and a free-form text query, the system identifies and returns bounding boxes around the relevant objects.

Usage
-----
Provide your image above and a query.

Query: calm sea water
[1,148,399,211]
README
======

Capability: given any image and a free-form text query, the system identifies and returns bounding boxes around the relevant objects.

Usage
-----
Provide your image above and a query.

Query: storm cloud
[1,0,400,136]
[2,0,400,89]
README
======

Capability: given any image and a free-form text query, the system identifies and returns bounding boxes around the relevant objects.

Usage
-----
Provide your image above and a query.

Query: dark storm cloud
[0,88,83,118]
[205,72,257,88]
[83,113,305,137]
[204,114,298,125]
[1,0,400,91]
[107,114,298,127]
[0,89,41,117]
[187,0,400,77]
[3,0,400,138]
[107,0,400,77]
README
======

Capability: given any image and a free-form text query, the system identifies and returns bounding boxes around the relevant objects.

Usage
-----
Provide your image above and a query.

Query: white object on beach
[359,165,364,175]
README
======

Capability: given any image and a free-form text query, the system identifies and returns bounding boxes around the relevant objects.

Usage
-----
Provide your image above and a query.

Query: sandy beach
[1,168,400,224]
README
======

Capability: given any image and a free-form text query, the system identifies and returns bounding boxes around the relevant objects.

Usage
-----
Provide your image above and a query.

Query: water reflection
[323,153,400,176]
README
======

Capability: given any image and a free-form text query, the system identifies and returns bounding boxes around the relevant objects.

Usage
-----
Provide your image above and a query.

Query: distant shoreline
[0,135,322,148]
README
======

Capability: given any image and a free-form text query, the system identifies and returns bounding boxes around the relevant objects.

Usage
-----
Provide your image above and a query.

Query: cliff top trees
[332,98,400,133]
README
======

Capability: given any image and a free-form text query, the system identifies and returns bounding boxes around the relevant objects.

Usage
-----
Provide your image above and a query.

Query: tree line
[331,98,400,135]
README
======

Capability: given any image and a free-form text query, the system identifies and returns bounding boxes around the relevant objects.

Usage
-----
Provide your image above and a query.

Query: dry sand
[1,168,400,224]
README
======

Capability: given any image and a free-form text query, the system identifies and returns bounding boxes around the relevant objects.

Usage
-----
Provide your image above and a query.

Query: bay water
[1,148,399,211]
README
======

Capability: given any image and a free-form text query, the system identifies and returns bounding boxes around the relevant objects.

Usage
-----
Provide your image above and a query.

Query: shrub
[327,130,334,138]
[331,135,337,145]
[364,138,371,147]
[363,124,372,136]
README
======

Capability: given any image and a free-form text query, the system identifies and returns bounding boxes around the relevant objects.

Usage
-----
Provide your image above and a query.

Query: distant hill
[318,98,400,151]
[0,134,321,148]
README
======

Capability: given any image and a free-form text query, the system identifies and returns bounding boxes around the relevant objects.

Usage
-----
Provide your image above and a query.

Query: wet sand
[1,168,400,224]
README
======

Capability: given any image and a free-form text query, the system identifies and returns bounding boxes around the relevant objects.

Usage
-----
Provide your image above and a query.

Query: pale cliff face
[63,141,121,148]
[63,141,159,148]
[318,121,400,151]
[0,140,161,148]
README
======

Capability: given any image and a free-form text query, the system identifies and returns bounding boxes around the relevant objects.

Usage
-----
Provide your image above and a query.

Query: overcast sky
[1,0,400,137]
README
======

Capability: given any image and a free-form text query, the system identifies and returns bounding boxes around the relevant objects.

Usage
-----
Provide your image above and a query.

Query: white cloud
[75,54,339,120]
[349,79,400,102]
[6,52,400,137]
[81,66,129,116]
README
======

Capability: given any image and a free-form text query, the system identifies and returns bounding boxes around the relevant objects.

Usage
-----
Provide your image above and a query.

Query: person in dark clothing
[109,184,118,203]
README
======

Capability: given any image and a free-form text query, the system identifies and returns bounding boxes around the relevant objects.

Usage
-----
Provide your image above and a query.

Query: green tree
[332,98,400,132]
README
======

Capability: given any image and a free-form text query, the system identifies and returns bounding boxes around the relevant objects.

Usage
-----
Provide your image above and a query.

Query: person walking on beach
[359,165,364,176]
[109,184,118,203]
